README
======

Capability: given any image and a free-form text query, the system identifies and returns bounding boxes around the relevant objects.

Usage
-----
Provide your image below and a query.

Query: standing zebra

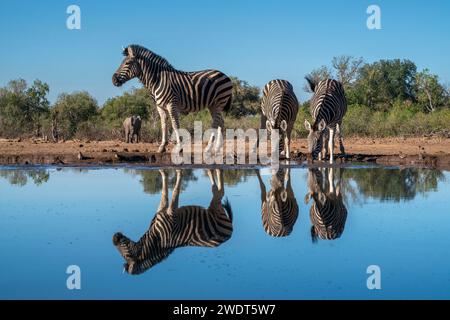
[304,78,347,164]
[260,80,299,158]
[256,168,299,237]
[305,167,348,242]
[112,45,233,154]
[113,169,233,275]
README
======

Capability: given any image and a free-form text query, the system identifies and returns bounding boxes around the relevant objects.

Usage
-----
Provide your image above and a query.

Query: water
[0,166,449,299]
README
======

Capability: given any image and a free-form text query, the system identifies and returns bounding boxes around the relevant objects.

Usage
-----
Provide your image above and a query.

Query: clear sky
[1,0,449,104]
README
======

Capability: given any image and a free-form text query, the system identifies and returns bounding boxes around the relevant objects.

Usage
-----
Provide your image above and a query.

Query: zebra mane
[127,44,175,70]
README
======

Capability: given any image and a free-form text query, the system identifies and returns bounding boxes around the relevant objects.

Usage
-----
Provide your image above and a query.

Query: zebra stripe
[257,169,299,237]
[260,80,299,158]
[306,168,348,242]
[113,45,233,153]
[113,169,232,275]
[305,77,347,163]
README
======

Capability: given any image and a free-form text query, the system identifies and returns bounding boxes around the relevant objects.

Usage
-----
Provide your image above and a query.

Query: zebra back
[308,78,347,128]
[261,79,299,128]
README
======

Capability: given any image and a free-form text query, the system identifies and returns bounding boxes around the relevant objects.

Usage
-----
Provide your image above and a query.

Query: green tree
[101,87,155,127]
[52,91,99,139]
[229,77,260,117]
[350,59,417,110]
[415,69,448,113]
[0,79,50,137]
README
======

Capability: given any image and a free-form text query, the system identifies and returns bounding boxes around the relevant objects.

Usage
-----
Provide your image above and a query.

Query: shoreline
[1,138,449,170]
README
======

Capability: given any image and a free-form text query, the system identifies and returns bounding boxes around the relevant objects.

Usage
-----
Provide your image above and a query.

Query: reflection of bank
[256,168,299,237]
[305,168,348,242]
[113,169,233,275]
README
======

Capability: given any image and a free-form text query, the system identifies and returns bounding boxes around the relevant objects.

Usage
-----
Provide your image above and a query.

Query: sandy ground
[0,137,449,168]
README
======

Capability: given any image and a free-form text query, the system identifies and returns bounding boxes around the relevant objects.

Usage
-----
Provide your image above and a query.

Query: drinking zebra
[113,169,233,275]
[256,168,299,237]
[260,80,299,159]
[304,78,347,164]
[305,167,348,242]
[112,45,233,154]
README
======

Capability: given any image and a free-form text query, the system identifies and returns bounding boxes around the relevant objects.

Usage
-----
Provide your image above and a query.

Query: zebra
[113,169,233,275]
[304,77,347,164]
[305,167,348,242]
[260,80,299,159]
[256,168,299,237]
[112,45,233,154]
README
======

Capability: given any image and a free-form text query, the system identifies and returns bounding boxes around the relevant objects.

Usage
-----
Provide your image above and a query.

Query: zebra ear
[128,46,136,58]
[122,46,128,56]
[281,190,287,202]
[280,120,287,132]
[318,119,326,131]
[304,119,312,131]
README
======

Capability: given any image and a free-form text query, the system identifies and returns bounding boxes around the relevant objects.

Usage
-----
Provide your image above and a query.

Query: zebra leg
[157,106,168,153]
[169,170,182,213]
[328,167,335,194]
[258,113,268,149]
[337,123,345,155]
[214,112,225,154]
[328,128,335,164]
[157,170,169,212]
[284,134,290,159]
[167,104,182,152]
[215,169,224,198]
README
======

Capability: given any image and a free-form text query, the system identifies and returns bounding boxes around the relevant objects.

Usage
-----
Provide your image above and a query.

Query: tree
[0,79,50,137]
[52,91,99,139]
[229,77,260,117]
[101,87,155,126]
[351,59,418,110]
[331,55,364,88]
[415,69,448,113]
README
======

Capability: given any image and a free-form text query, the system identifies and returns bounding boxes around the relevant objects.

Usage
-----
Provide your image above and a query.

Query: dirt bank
[0,137,449,169]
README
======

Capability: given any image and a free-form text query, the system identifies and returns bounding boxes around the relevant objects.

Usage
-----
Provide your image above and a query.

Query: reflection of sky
[0,168,449,299]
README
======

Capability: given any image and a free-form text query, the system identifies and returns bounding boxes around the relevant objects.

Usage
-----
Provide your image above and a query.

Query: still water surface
[0,166,449,299]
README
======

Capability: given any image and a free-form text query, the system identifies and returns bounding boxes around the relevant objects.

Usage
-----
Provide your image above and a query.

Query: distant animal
[260,80,299,158]
[113,45,233,154]
[123,115,142,143]
[256,168,299,237]
[113,169,233,275]
[305,168,348,242]
[304,78,347,163]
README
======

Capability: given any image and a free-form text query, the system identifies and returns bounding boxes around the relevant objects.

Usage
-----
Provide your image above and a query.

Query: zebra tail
[222,197,233,222]
[305,76,317,93]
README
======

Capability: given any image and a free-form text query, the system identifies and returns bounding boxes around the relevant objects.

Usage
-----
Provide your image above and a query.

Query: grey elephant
[123,115,142,143]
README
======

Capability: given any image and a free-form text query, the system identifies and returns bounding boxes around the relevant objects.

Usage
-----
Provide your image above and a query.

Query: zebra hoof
[157,145,166,153]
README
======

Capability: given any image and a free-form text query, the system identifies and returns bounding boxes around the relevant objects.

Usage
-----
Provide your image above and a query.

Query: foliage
[0,79,50,137]
[229,77,260,117]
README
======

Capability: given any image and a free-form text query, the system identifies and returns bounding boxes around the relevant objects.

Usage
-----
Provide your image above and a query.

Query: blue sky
[1,0,449,104]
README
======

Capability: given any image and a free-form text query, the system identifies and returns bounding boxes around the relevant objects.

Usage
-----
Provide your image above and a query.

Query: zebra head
[112,232,143,274]
[112,46,142,87]
[304,119,326,160]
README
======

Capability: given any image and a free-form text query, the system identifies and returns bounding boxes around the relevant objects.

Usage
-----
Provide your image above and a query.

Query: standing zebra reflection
[305,168,348,242]
[113,169,233,275]
[256,168,299,237]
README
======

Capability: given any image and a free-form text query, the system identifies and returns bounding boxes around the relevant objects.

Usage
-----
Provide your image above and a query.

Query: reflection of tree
[0,170,50,186]
[341,168,445,202]
[125,169,197,195]
[221,170,254,186]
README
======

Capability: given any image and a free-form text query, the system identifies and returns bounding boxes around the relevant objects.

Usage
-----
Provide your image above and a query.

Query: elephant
[123,115,142,143]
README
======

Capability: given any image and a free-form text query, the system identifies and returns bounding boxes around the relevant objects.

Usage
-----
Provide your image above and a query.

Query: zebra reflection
[113,169,233,275]
[305,168,348,242]
[256,168,299,237]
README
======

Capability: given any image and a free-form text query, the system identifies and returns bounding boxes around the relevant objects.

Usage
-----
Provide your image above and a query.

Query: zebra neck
[136,226,175,269]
